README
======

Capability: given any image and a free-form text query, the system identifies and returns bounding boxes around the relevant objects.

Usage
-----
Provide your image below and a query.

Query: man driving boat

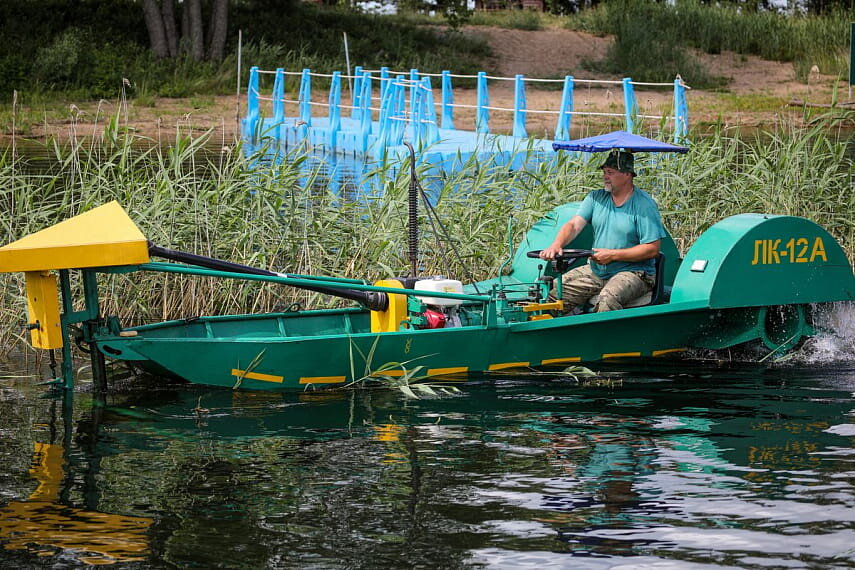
[539,150,666,312]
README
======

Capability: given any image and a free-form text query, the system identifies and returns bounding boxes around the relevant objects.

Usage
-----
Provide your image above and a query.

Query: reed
[570,0,853,82]
[0,117,852,356]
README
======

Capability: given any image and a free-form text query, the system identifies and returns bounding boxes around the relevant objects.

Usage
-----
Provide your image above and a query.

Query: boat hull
[97,301,729,390]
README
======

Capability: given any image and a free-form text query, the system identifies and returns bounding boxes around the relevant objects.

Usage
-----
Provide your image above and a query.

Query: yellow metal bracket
[370,279,408,333]
[24,271,63,349]
[521,300,564,313]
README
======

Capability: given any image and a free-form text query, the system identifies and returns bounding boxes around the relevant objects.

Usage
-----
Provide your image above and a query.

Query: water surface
[1,356,854,568]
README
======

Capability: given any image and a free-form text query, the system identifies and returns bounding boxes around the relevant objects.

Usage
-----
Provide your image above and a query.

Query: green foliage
[569,0,853,83]
[469,9,545,30]
[581,4,724,88]
[0,0,491,100]
[34,29,85,86]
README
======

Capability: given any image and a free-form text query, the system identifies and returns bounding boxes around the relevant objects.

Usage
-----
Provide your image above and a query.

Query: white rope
[259,92,669,121]
[389,116,438,125]
[248,69,686,128]
[362,68,444,78]
[253,68,683,89]
[338,103,383,112]
[444,73,478,79]
[572,78,625,85]
[629,80,675,87]
[524,77,567,83]
[522,108,561,115]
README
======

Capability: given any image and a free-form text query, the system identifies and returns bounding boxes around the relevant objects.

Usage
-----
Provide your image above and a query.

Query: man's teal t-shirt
[576,187,666,280]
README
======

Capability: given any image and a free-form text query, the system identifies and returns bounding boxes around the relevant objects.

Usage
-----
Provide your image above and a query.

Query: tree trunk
[142,0,170,58]
[186,0,205,62]
[207,0,229,62]
[161,0,179,58]
[181,2,190,54]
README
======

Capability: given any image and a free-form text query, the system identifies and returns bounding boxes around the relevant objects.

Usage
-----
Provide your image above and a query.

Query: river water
[1,328,854,568]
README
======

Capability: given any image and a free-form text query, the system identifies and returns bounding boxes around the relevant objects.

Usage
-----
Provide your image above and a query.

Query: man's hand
[539,245,564,260]
[591,248,619,265]
[592,241,660,265]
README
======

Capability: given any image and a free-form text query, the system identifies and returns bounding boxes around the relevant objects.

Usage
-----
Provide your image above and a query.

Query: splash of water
[791,302,855,365]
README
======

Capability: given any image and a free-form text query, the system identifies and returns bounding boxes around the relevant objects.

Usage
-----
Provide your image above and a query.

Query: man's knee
[594,271,652,312]
[594,290,624,312]
[562,266,604,307]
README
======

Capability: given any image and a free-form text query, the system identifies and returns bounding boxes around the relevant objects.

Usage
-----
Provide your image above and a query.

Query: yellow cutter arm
[0,201,150,349]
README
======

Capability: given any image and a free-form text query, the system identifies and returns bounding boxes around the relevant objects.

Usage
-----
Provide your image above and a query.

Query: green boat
[1,135,853,391]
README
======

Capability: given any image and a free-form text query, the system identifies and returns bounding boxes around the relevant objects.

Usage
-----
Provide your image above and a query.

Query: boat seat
[587,253,667,310]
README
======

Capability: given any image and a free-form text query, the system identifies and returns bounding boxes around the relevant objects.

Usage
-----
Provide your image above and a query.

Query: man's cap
[599,150,635,175]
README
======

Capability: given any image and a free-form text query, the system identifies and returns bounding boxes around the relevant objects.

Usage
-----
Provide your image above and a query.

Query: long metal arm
[147,243,389,311]
[138,262,491,303]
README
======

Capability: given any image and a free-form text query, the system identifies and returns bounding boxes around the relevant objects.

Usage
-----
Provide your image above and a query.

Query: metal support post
[513,74,527,138]
[555,75,574,141]
[441,70,454,130]
[623,77,638,133]
[476,72,489,134]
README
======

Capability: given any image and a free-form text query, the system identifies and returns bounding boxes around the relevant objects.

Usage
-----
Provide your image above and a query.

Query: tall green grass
[570,0,853,82]
[1,118,853,356]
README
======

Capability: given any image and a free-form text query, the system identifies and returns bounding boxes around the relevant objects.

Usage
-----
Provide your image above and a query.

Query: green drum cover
[671,214,855,308]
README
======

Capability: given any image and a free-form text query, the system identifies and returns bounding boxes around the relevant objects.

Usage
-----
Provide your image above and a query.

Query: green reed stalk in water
[0,119,852,357]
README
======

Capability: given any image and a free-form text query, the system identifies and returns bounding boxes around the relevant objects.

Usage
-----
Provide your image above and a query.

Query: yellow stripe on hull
[231,369,284,384]
[652,348,687,357]
[369,369,406,378]
[426,367,468,377]
[299,376,346,385]
[602,352,642,359]
[541,357,581,365]
[488,362,530,371]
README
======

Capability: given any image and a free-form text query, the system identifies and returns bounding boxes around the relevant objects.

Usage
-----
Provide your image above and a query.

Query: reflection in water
[0,399,152,565]
[1,364,854,567]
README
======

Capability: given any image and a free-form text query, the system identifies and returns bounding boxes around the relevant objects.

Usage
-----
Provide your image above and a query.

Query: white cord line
[337,103,383,112]
[361,69,445,78]
[389,116,438,125]
[572,78,625,85]
[629,81,676,87]
[254,68,684,89]
[258,92,666,120]
[524,78,568,83]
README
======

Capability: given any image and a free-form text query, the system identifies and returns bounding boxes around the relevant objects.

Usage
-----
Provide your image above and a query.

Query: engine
[412,277,464,329]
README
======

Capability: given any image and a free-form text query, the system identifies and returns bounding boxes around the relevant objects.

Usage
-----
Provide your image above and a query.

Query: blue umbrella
[553,130,689,153]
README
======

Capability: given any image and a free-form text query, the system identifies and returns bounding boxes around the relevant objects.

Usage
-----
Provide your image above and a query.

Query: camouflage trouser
[561,265,655,312]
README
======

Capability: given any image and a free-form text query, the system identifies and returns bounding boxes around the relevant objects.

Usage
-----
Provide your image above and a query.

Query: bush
[579,1,725,88]
[568,0,853,83]
[35,29,85,86]
[0,1,492,100]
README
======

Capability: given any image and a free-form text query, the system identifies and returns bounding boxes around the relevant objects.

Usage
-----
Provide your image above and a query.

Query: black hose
[147,243,388,311]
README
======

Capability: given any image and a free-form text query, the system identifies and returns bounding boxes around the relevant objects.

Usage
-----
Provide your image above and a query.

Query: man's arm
[539,215,588,260]
[591,239,660,265]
